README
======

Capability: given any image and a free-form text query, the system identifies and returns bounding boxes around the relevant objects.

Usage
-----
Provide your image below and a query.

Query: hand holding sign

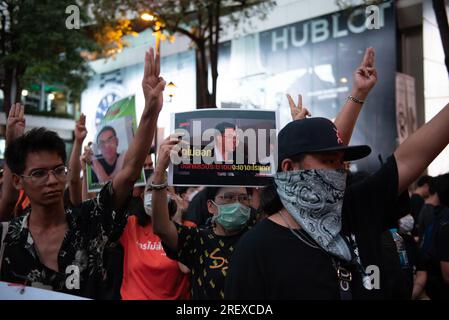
[156,134,187,173]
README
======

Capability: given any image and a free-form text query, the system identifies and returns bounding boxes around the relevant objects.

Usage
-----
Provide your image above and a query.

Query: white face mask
[143,192,172,217]
[144,193,152,216]
[187,190,199,202]
[399,214,414,233]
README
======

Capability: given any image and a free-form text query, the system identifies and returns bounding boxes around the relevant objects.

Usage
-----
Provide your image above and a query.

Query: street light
[140,12,162,52]
[21,89,28,96]
[141,13,155,22]
[48,93,55,100]
[166,81,177,102]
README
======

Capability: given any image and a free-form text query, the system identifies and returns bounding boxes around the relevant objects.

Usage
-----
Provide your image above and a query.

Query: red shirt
[119,216,190,300]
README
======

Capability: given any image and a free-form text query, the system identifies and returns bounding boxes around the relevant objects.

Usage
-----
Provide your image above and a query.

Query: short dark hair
[5,128,67,175]
[417,175,432,187]
[277,153,306,172]
[176,186,190,197]
[206,187,222,201]
[205,186,250,202]
[429,173,449,207]
[215,122,236,136]
[259,179,283,215]
[96,126,117,144]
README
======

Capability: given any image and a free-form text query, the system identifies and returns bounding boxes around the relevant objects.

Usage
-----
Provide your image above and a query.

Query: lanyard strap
[333,259,353,300]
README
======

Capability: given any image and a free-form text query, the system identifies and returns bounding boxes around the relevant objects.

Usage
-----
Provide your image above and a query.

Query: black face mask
[144,169,154,180]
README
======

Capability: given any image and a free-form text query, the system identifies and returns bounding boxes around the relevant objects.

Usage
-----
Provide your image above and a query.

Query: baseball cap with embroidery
[277,117,371,166]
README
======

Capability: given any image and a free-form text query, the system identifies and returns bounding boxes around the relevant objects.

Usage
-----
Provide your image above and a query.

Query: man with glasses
[0,46,166,299]
[91,126,125,183]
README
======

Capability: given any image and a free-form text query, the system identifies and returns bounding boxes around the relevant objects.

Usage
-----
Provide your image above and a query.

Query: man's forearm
[69,140,83,206]
[395,102,449,193]
[122,110,159,182]
[152,168,178,250]
[111,109,160,211]
[0,165,19,221]
[334,89,368,146]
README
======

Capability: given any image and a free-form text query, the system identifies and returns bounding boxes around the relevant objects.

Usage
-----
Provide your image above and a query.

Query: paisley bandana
[274,169,352,261]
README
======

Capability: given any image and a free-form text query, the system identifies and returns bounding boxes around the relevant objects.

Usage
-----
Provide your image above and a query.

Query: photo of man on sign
[169,109,278,187]
[91,125,126,183]
[213,122,238,163]
[86,95,146,192]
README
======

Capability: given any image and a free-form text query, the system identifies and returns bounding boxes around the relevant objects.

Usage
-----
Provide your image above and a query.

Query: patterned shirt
[163,223,247,300]
[0,182,128,299]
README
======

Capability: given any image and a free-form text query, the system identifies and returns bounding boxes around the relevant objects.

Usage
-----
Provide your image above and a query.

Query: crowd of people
[0,46,448,300]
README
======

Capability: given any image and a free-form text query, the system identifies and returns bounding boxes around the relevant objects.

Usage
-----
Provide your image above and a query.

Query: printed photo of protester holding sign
[91,124,126,184]
[86,95,146,192]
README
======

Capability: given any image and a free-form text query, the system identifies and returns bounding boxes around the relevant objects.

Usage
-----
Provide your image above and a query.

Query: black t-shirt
[380,230,415,299]
[92,154,119,183]
[225,155,402,300]
[410,194,424,220]
[424,208,449,300]
[163,223,245,300]
[418,204,435,243]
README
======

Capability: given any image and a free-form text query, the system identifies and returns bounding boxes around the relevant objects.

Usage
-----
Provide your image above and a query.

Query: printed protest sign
[87,95,146,192]
[169,109,278,187]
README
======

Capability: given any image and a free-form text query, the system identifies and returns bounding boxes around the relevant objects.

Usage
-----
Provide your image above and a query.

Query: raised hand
[74,113,87,143]
[155,135,184,173]
[6,103,26,144]
[142,47,166,115]
[352,47,377,98]
[287,94,311,121]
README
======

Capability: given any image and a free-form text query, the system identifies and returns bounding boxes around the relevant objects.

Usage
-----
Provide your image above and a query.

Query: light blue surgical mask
[212,201,251,231]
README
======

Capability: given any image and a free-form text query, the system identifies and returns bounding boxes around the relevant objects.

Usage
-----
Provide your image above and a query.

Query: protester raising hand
[6,103,26,145]
[68,113,88,206]
[74,113,87,142]
[286,94,311,121]
[142,47,166,115]
[334,47,378,146]
[0,103,25,221]
[352,47,377,97]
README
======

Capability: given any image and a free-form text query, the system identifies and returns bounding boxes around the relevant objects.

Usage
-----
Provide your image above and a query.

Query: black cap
[278,117,371,165]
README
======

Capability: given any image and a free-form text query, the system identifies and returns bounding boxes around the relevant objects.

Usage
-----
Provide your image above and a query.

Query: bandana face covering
[274,169,352,261]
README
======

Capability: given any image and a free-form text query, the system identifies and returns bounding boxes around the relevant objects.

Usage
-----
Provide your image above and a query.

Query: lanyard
[331,258,353,300]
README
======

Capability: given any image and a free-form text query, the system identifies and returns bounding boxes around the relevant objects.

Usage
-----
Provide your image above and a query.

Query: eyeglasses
[98,135,117,149]
[216,193,251,204]
[21,165,69,184]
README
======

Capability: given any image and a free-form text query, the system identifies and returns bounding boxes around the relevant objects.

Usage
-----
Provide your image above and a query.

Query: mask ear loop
[210,200,219,227]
